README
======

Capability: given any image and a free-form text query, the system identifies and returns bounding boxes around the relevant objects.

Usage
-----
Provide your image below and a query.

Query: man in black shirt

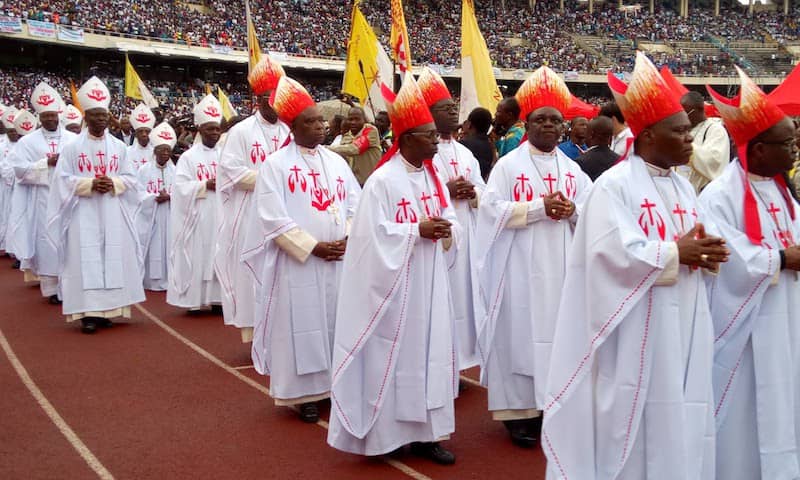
[459,107,495,179]
[575,116,620,181]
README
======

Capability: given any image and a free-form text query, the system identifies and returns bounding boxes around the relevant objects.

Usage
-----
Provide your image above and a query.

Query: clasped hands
[91,175,114,194]
[312,238,348,261]
[447,176,476,201]
[543,191,575,220]
[676,223,729,270]
[155,190,171,203]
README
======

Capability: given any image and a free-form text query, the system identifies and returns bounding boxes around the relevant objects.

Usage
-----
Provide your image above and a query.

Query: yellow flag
[459,0,502,122]
[217,87,235,121]
[69,80,82,114]
[390,0,411,72]
[342,0,392,116]
[124,54,159,108]
[246,0,262,73]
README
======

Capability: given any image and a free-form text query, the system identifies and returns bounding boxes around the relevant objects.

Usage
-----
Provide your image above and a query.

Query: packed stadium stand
[1,0,798,116]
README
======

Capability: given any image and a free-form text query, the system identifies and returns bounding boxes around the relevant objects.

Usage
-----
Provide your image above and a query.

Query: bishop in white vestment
[328,75,460,465]
[216,55,289,342]
[475,67,592,447]
[700,69,800,480]
[137,122,176,292]
[46,77,145,334]
[417,67,486,372]
[0,107,21,253]
[542,53,727,480]
[242,76,360,422]
[61,105,83,135]
[125,104,155,170]
[168,95,224,310]
[9,83,77,301]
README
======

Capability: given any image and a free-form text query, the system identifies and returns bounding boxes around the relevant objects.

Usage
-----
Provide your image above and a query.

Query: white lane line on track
[134,304,433,480]
[0,327,115,480]
[232,365,254,370]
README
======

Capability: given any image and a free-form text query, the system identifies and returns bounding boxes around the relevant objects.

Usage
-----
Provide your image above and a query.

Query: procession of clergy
[1,50,799,479]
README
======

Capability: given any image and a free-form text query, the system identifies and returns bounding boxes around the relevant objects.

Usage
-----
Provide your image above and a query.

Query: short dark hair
[467,107,492,135]
[599,102,625,123]
[499,97,521,119]
[681,91,705,107]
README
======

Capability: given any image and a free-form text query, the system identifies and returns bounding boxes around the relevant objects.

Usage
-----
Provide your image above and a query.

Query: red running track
[0,256,547,479]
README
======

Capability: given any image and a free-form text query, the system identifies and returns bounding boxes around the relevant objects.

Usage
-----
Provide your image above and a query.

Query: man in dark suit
[111,115,134,145]
[575,116,620,181]
[460,107,495,179]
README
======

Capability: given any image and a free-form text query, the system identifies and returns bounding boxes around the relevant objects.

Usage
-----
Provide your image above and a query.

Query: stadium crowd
[0,65,341,118]
[2,0,798,73]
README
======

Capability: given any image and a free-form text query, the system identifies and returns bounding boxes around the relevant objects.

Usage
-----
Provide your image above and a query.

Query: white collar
[528,143,557,157]
[645,162,672,177]
[298,145,318,156]
[401,156,424,172]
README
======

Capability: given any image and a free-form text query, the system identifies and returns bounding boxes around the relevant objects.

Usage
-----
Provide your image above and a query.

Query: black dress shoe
[11,260,20,269]
[81,318,97,334]
[503,419,536,448]
[210,305,223,315]
[409,442,456,465]
[48,295,62,305]
[298,402,319,423]
[97,318,113,328]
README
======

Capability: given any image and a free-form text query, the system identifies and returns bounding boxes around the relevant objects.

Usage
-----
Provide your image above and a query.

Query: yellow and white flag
[390,0,412,73]
[342,0,393,119]
[124,54,159,108]
[459,0,502,123]
[246,0,262,74]
[217,86,236,121]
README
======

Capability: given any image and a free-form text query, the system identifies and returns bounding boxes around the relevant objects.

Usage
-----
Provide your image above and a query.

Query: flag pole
[358,60,378,116]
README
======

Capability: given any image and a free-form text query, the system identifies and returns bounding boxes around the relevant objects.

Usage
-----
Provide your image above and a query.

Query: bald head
[587,116,614,147]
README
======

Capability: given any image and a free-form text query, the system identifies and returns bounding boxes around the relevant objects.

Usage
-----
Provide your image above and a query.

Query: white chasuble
[0,138,18,251]
[432,138,486,370]
[241,142,359,403]
[215,113,289,339]
[700,162,800,480]
[542,155,715,480]
[327,154,461,456]
[137,160,176,291]
[474,143,591,414]
[46,131,145,319]
[126,141,154,170]
[9,127,76,296]
[167,143,222,309]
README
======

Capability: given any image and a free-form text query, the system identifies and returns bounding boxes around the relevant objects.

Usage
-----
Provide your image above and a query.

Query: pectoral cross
[48,141,58,153]
[672,203,687,233]
[271,136,279,151]
[543,173,557,194]
[449,158,459,177]
[768,202,782,223]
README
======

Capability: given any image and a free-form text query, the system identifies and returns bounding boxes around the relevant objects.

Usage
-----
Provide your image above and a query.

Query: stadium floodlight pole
[358,59,378,119]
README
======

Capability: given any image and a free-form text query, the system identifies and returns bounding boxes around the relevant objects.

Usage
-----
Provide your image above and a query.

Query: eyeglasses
[684,108,696,116]
[760,138,798,150]
[406,131,438,141]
